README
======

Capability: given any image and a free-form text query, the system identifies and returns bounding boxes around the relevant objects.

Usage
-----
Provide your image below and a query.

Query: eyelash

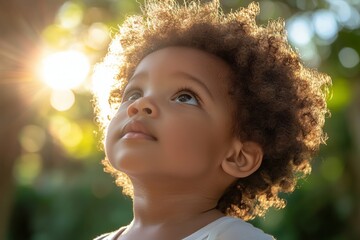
[122,88,142,102]
[121,86,203,106]
[174,86,202,106]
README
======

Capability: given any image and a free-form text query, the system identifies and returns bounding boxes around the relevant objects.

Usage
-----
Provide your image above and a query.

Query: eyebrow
[128,71,214,100]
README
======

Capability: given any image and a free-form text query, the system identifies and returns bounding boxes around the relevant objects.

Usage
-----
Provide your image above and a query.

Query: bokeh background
[0,0,359,239]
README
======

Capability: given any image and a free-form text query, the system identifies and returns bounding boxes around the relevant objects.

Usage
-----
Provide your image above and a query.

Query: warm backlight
[39,50,90,90]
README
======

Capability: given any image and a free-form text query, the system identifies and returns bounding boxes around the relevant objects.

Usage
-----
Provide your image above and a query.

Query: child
[92,0,330,239]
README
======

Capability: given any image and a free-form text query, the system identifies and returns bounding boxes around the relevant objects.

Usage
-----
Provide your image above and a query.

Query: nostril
[143,107,152,114]
[128,105,139,116]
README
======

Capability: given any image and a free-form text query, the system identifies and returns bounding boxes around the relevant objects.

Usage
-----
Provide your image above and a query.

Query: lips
[120,120,157,141]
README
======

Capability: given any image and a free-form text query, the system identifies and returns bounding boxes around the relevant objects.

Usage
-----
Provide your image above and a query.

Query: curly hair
[92,0,331,220]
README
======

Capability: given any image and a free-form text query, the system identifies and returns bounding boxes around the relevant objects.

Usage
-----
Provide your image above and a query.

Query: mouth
[120,120,157,141]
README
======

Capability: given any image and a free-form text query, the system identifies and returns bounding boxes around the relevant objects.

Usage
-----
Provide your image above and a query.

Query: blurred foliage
[3,0,360,239]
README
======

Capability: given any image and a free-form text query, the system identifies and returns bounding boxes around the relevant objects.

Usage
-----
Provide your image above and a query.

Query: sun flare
[39,50,90,90]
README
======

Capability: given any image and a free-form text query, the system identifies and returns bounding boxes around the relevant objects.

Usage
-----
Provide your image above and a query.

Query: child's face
[105,47,236,182]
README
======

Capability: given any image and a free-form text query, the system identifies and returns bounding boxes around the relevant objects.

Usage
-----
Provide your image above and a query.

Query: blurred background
[0,0,359,239]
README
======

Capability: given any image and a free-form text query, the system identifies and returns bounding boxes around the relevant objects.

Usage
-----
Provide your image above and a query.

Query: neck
[129,177,224,227]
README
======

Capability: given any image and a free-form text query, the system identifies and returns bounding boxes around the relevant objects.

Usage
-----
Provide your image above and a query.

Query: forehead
[129,47,233,92]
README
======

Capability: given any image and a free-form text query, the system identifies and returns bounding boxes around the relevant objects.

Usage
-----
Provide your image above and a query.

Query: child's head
[93,0,330,221]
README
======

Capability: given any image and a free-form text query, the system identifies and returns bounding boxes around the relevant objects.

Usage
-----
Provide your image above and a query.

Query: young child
[92,0,330,239]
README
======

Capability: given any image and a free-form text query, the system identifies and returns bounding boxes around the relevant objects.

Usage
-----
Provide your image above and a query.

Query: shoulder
[214,217,275,240]
[93,232,110,240]
[93,227,126,240]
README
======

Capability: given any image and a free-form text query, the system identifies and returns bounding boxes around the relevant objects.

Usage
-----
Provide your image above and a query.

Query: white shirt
[183,216,274,240]
[94,216,275,240]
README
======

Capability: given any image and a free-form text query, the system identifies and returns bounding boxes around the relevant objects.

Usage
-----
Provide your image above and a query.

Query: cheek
[104,118,121,169]
[104,119,115,157]
[161,116,227,175]
[104,110,133,171]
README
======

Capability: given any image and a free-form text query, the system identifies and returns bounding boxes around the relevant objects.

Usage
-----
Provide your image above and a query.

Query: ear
[221,139,263,178]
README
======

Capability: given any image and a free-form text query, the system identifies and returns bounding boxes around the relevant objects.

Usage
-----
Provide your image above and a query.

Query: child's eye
[122,90,142,102]
[174,89,200,106]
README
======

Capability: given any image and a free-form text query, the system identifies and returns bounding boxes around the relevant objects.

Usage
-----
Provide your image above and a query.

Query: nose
[127,96,158,118]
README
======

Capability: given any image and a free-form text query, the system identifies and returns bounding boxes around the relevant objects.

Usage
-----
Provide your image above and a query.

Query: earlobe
[222,140,263,178]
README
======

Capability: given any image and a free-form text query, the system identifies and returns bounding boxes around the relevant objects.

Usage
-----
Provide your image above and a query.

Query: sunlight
[39,50,90,90]
[85,22,110,50]
[338,47,359,68]
[57,1,83,29]
[49,115,83,148]
[50,89,75,111]
[14,153,42,186]
[19,125,46,153]
[312,10,338,42]
[286,15,314,46]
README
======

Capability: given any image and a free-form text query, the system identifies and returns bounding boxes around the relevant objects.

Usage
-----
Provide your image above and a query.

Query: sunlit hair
[92,0,331,220]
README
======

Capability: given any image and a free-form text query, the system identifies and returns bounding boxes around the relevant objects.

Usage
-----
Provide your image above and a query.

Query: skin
[105,47,263,240]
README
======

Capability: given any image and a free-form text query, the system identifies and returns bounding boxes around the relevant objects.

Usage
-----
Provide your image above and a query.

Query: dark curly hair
[92,0,331,221]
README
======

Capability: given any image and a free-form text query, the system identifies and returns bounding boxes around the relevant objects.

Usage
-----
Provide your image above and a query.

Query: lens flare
[39,50,90,90]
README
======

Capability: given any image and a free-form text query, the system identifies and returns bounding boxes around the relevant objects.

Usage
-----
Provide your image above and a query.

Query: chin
[110,154,151,174]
